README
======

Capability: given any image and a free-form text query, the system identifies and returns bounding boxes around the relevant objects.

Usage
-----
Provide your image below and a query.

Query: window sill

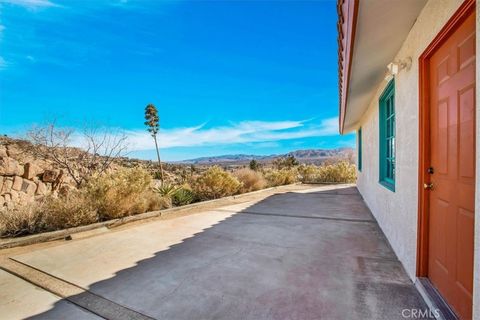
[379,180,395,192]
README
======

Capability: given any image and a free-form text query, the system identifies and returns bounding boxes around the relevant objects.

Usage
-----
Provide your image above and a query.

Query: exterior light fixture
[385,57,412,81]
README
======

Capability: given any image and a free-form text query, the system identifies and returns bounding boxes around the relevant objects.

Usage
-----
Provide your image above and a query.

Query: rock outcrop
[0,138,67,209]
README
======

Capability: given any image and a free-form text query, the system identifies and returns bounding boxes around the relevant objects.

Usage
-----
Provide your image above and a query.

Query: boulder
[3,193,11,203]
[12,176,23,191]
[1,177,13,194]
[23,162,41,180]
[0,146,7,158]
[21,179,37,196]
[18,192,32,203]
[0,157,22,176]
[35,181,47,195]
[42,170,58,183]
[6,144,22,157]
[16,163,24,177]
[9,191,19,203]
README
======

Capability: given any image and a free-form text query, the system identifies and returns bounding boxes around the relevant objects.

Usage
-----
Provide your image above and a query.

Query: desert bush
[249,159,260,171]
[131,189,171,212]
[233,168,267,193]
[172,187,196,206]
[263,168,298,187]
[84,167,156,220]
[0,167,177,237]
[273,155,299,169]
[41,192,98,230]
[300,161,356,183]
[153,183,182,208]
[0,206,45,237]
[193,166,241,200]
[0,191,97,237]
[27,122,128,187]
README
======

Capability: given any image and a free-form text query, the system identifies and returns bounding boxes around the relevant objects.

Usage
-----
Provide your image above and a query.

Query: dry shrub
[0,167,171,237]
[84,167,156,220]
[131,190,171,213]
[264,168,298,187]
[300,161,356,183]
[41,192,97,230]
[193,166,241,200]
[0,191,97,237]
[0,206,45,237]
[233,168,267,193]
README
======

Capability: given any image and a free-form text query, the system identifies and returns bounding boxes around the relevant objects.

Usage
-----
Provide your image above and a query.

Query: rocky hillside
[0,137,71,209]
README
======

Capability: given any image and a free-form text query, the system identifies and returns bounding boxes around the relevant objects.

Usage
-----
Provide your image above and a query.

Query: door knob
[424,183,434,190]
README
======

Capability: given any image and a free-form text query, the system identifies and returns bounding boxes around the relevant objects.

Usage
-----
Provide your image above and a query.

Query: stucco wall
[356,0,464,281]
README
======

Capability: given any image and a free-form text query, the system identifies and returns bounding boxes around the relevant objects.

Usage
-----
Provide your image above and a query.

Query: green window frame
[357,127,362,172]
[379,79,395,191]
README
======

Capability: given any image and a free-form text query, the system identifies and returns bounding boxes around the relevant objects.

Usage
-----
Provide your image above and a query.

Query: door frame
[416,0,476,277]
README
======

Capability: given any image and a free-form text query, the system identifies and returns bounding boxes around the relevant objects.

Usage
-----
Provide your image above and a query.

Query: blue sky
[0,0,354,161]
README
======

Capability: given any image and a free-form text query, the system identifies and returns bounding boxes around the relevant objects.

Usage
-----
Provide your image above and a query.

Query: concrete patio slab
[2,185,428,319]
[13,210,239,289]
[220,185,372,221]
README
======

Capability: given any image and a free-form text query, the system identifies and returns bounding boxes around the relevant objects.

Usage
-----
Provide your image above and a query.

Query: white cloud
[0,56,8,69]
[96,117,339,152]
[1,0,58,9]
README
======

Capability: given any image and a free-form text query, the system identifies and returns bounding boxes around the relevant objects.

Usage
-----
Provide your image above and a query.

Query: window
[379,80,395,191]
[357,127,362,171]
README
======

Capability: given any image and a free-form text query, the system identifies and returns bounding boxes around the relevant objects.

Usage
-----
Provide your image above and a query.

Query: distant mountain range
[178,148,355,165]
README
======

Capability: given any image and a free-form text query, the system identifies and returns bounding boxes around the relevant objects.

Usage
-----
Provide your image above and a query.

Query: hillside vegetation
[0,136,356,237]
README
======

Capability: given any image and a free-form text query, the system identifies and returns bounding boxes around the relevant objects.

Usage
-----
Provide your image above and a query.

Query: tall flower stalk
[144,103,164,185]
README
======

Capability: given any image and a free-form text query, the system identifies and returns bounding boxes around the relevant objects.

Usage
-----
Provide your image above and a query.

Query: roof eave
[337,0,359,135]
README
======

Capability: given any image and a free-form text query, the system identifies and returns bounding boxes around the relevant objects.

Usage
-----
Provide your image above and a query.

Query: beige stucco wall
[356,0,465,282]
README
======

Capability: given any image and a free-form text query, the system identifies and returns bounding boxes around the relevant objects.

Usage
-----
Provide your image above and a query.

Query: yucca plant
[153,184,179,197]
[172,188,195,206]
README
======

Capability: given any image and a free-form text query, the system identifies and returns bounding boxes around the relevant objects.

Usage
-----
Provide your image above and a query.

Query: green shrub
[233,168,267,193]
[263,168,298,187]
[249,159,260,171]
[153,184,178,197]
[172,187,195,206]
[193,166,241,200]
[300,161,356,183]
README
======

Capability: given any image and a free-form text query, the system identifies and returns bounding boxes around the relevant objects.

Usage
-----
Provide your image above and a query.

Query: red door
[428,10,475,319]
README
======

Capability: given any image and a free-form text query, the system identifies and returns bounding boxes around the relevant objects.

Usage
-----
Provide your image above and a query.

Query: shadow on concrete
[26,186,429,320]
